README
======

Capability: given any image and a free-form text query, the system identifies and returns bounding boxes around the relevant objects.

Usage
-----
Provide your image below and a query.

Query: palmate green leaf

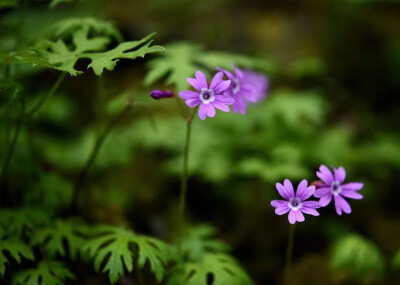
[0,234,34,277]
[85,225,171,284]
[35,219,86,260]
[12,261,75,285]
[167,253,253,285]
[145,42,271,91]
[331,234,385,283]
[0,208,50,236]
[178,224,230,261]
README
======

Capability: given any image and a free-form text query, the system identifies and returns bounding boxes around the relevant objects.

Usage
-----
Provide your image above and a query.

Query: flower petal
[232,95,246,114]
[206,104,216,117]
[185,98,201,107]
[319,194,333,207]
[271,200,289,208]
[213,80,231,94]
[275,206,290,215]
[232,64,244,79]
[302,201,321,209]
[198,104,207,120]
[288,210,297,224]
[342,182,364,191]
[297,180,315,201]
[209,72,223,90]
[301,207,319,216]
[195,71,208,88]
[212,101,230,112]
[179,90,200,100]
[284,179,295,198]
[214,94,235,104]
[341,190,363,200]
[187,78,202,92]
[334,167,346,183]
[334,195,352,215]
[314,187,331,198]
[316,165,334,185]
[276,183,290,200]
[295,210,305,222]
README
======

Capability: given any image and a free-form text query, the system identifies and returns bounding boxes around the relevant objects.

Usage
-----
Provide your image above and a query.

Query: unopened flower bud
[150,90,174,100]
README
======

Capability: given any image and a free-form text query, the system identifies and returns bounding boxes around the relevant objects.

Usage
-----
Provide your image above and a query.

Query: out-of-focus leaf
[12,261,75,285]
[0,233,34,277]
[35,219,87,260]
[145,42,271,91]
[167,253,253,285]
[331,234,385,283]
[393,249,400,270]
[178,224,230,261]
[0,208,50,236]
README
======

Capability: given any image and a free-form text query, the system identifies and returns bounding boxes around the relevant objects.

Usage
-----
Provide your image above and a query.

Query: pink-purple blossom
[271,179,320,224]
[217,64,268,114]
[314,165,364,215]
[179,71,234,120]
[150,89,174,100]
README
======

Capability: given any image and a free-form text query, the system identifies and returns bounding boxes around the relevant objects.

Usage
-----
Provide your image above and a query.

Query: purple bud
[150,90,174,100]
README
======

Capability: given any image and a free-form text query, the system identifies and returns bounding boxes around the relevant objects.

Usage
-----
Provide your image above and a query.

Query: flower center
[331,181,342,196]
[200,88,215,104]
[232,78,240,94]
[288,197,302,211]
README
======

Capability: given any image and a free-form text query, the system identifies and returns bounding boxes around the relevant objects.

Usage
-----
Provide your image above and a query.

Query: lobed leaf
[12,261,75,285]
[84,225,170,284]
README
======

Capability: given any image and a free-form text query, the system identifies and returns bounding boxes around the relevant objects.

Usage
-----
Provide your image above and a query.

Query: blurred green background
[1,0,400,284]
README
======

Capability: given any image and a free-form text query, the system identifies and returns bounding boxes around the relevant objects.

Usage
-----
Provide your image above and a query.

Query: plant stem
[27,72,67,117]
[284,224,296,285]
[0,106,24,198]
[71,103,133,210]
[178,108,197,232]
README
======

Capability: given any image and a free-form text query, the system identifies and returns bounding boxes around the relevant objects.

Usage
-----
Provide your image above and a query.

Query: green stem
[178,107,197,232]
[27,72,67,117]
[71,103,133,210]
[284,224,296,285]
[0,105,24,196]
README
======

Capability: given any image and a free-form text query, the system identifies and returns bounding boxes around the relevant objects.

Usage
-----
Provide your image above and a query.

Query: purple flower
[150,89,174,100]
[271,179,320,224]
[314,165,364,215]
[179,71,234,120]
[217,64,269,114]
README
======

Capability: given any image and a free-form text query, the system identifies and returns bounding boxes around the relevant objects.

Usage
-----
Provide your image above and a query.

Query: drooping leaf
[0,234,34,277]
[84,225,171,284]
[35,219,87,260]
[331,234,385,283]
[178,224,230,261]
[167,253,253,285]
[12,261,75,285]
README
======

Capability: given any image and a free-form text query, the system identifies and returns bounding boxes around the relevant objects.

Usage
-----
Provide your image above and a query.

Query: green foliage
[393,249,400,269]
[167,253,253,285]
[145,42,271,91]
[35,219,86,260]
[49,0,77,8]
[23,173,73,213]
[0,208,50,236]
[0,231,34,277]
[84,225,171,284]
[1,18,164,76]
[178,224,230,261]
[0,0,18,9]
[12,261,75,285]
[331,234,385,283]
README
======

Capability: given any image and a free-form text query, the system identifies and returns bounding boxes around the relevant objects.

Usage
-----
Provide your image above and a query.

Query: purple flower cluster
[271,165,363,224]
[178,65,268,120]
